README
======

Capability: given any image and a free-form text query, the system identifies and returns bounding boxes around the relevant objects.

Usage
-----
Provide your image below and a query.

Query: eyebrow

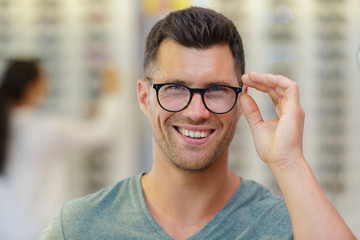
[160,79,238,87]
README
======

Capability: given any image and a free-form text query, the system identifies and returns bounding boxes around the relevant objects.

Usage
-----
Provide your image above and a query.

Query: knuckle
[290,81,298,89]
[297,107,305,118]
[300,107,305,115]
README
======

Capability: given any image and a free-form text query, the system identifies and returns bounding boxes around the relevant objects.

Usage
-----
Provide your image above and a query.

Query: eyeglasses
[145,77,242,114]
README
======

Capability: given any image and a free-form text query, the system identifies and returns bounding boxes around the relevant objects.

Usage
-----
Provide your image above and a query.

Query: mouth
[175,126,214,139]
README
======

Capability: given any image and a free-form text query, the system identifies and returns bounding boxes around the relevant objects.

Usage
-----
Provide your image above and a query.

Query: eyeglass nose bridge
[184,87,212,113]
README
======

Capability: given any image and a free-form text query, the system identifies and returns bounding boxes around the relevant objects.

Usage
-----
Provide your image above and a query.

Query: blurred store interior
[0,0,359,236]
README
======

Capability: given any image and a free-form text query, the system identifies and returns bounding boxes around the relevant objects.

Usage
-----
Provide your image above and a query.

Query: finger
[241,72,270,92]
[282,81,303,117]
[243,72,300,107]
[265,74,301,110]
[285,80,301,105]
[265,73,291,90]
[242,72,290,95]
[274,81,303,122]
[239,92,264,133]
[242,73,282,106]
[269,89,282,106]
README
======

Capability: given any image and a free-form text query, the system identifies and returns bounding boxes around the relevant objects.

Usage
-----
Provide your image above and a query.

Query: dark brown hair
[0,59,40,174]
[143,7,245,84]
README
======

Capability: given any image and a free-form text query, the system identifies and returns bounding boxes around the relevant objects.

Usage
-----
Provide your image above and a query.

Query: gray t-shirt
[41,174,293,240]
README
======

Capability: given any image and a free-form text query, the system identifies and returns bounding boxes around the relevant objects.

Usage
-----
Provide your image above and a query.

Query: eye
[209,86,225,92]
[205,85,234,98]
[207,85,231,94]
[161,84,188,95]
[168,84,183,90]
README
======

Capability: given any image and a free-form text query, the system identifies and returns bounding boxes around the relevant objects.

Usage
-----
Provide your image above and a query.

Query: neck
[141,149,241,239]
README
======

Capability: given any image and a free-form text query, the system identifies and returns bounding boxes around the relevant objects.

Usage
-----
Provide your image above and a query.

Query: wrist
[268,152,307,176]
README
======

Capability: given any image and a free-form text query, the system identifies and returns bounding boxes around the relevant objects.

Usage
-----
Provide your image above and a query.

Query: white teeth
[189,131,195,138]
[195,131,201,138]
[178,128,211,139]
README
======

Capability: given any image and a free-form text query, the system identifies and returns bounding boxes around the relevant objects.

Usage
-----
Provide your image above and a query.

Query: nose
[182,93,210,120]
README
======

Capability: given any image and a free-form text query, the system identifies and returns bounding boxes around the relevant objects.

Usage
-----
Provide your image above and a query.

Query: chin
[170,156,217,174]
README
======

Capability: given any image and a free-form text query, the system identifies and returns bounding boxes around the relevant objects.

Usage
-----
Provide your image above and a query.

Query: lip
[173,125,215,146]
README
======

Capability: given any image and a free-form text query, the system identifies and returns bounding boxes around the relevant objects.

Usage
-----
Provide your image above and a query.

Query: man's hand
[239,72,305,169]
[239,71,356,239]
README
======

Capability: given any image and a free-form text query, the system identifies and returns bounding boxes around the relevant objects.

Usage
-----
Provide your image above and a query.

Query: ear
[137,79,150,116]
[238,85,248,118]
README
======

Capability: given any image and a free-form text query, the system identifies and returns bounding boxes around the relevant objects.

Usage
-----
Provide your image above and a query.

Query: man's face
[138,39,243,173]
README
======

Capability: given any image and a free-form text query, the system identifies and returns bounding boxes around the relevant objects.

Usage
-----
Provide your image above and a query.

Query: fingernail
[249,71,261,78]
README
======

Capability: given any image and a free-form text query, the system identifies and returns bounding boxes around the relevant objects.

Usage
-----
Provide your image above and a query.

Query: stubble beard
[151,117,238,174]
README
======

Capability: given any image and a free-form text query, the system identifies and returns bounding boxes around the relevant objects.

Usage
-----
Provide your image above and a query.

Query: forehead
[153,39,238,86]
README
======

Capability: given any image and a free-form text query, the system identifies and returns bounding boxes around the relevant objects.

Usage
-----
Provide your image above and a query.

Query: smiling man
[42,7,356,240]
[142,40,241,174]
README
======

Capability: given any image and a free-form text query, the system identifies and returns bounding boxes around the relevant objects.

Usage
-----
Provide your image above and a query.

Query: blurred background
[0,0,359,237]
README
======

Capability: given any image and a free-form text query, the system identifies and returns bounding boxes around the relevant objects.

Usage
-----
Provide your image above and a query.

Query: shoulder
[188,179,293,239]
[59,176,140,234]
[240,179,284,205]
[238,179,292,236]
[42,174,158,239]
[238,179,289,215]
[63,175,138,215]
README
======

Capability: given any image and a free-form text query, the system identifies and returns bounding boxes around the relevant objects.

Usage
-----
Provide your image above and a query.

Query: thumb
[239,93,264,134]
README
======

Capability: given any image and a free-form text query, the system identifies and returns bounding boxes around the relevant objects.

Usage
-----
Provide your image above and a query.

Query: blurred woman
[0,59,120,240]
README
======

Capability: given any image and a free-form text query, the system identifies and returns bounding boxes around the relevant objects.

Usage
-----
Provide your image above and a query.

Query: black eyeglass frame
[145,77,242,114]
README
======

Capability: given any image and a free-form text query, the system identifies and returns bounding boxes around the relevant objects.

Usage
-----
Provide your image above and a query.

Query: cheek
[223,110,240,132]
[147,93,159,119]
[148,90,158,105]
[148,105,158,131]
[148,103,171,132]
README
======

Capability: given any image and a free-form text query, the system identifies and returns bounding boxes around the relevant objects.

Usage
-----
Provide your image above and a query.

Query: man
[42,7,356,239]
